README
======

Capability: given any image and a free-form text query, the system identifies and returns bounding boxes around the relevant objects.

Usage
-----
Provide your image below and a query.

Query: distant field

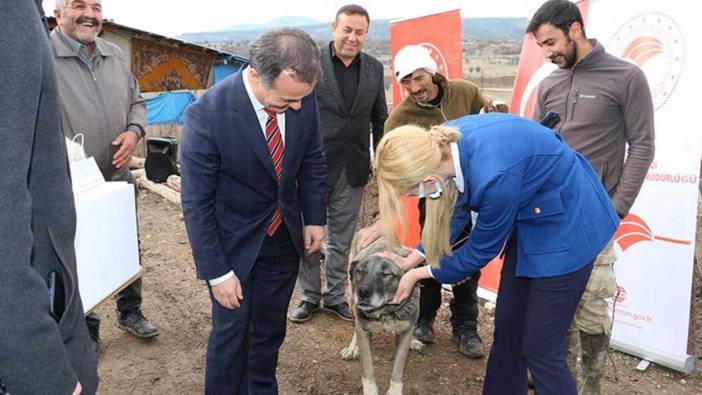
[481,87,513,102]
[465,55,518,78]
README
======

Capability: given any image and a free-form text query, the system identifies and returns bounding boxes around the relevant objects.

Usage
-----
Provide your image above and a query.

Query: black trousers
[418,199,479,330]
[114,170,143,312]
[417,272,480,330]
[483,236,593,395]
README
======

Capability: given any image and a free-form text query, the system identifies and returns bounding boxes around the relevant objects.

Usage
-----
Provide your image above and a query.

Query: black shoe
[85,312,101,356]
[91,338,101,356]
[453,326,485,358]
[413,320,436,344]
[288,301,320,323]
[322,302,354,322]
[117,309,160,338]
[86,312,101,342]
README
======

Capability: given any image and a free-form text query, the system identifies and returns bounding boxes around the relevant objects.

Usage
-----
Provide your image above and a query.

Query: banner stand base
[477,287,497,303]
[610,337,697,374]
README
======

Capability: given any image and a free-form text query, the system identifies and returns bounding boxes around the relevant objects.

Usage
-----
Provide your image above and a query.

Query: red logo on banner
[622,36,664,66]
[615,285,627,303]
[614,213,691,252]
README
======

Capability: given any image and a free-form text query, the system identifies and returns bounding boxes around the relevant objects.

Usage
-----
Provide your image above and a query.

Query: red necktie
[264,109,284,236]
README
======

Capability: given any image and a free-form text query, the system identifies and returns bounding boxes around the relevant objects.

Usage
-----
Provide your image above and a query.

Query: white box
[73,181,141,313]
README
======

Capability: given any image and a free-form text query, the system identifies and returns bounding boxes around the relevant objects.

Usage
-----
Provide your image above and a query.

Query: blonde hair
[374,124,461,266]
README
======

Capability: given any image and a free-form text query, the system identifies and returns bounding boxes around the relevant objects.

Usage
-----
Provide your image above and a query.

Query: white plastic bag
[65,133,104,193]
[65,133,86,163]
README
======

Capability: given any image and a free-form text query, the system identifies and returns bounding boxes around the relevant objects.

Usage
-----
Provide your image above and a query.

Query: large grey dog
[341,229,420,395]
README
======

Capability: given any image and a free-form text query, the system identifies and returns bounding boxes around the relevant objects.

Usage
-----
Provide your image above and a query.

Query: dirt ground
[92,191,702,394]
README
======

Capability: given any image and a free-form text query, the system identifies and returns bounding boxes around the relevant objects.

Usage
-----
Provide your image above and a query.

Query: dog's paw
[386,380,403,395]
[410,338,424,352]
[340,344,359,360]
[362,377,380,395]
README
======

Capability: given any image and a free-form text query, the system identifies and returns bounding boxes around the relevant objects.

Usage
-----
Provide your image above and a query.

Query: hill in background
[177,17,527,44]
[221,16,323,32]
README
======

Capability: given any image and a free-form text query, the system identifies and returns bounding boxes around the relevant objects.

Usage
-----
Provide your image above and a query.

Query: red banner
[389,10,463,109]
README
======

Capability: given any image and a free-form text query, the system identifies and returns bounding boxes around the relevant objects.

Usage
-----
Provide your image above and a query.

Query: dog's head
[349,236,406,313]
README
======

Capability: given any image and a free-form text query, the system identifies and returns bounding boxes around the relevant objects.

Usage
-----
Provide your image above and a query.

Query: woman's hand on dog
[375,249,424,271]
[212,275,244,310]
[391,267,431,304]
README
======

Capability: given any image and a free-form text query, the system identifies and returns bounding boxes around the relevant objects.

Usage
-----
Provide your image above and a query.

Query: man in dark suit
[289,4,388,323]
[0,1,98,394]
[180,28,326,394]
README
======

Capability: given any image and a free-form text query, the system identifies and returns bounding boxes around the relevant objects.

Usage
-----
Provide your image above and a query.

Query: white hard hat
[393,45,437,83]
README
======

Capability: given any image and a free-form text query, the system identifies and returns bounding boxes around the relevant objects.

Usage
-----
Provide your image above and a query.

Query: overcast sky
[43,0,540,37]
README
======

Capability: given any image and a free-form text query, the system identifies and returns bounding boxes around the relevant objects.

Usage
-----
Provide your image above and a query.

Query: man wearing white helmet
[361,44,495,359]
[386,44,490,130]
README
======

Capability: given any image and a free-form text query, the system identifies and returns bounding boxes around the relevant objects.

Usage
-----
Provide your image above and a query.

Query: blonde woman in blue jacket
[375,113,619,395]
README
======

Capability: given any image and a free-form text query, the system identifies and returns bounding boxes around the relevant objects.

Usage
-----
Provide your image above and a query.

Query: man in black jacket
[289,4,388,323]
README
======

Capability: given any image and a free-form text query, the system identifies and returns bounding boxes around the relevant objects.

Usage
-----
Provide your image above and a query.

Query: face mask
[417,179,443,199]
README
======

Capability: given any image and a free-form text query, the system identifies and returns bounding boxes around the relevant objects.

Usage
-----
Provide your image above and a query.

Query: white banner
[585,0,701,373]
[511,0,701,373]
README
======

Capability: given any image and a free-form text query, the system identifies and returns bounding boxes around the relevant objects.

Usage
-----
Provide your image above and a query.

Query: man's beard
[552,38,578,69]
[411,89,430,102]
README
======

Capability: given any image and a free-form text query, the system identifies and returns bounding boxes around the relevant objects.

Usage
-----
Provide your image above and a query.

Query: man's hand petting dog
[357,219,382,248]
[304,225,325,255]
[212,275,244,310]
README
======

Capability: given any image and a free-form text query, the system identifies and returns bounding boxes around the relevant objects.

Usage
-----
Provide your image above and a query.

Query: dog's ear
[349,259,359,282]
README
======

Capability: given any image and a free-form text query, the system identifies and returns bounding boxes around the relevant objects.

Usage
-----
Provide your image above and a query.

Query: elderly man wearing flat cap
[360,44,499,359]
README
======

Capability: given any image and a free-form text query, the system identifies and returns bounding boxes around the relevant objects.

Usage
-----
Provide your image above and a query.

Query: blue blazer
[429,113,619,283]
[180,71,327,282]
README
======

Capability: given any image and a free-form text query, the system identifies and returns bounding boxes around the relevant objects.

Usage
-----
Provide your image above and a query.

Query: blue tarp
[214,64,238,84]
[146,91,196,125]
[214,54,247,84]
